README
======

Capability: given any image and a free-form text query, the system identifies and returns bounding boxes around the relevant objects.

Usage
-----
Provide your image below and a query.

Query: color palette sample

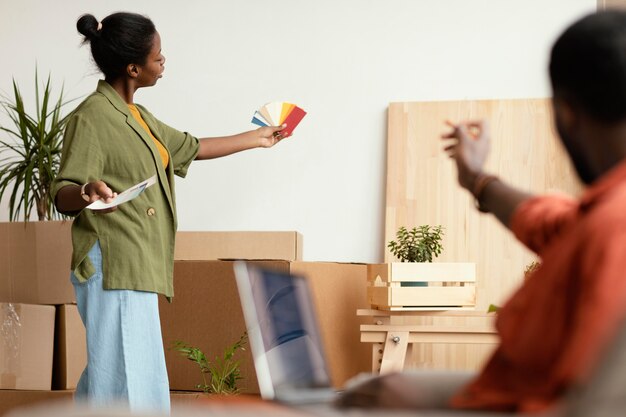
[251,102,307,137]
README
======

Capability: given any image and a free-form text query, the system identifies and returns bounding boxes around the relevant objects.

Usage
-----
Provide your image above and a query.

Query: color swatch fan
[251,102,307,137]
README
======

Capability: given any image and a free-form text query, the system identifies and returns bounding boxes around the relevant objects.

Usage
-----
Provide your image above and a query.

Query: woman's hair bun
[77,14,99,40]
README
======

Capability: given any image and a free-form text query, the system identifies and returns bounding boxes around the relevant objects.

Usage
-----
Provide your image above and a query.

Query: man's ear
[553,96,578,131]
[127,64,139,79]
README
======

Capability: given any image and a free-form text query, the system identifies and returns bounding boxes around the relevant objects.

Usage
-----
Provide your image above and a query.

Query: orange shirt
[128,104,169,168]
[451,160,626,413]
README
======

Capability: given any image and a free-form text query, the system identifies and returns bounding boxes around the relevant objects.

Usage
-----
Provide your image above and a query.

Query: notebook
[234,261,337,405]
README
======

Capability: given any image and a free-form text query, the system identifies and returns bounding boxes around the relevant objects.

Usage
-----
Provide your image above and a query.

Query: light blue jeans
[71,241,170,414]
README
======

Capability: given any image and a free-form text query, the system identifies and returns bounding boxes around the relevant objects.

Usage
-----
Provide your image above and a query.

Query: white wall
[0,0,595,262]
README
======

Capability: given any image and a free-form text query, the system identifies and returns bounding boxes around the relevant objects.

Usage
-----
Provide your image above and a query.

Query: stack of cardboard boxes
[166,232,372,401]
[0,221,83,416]
[0,225,373,412]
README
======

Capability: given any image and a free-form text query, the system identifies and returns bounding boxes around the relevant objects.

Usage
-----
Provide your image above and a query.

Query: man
[339,10,626,413]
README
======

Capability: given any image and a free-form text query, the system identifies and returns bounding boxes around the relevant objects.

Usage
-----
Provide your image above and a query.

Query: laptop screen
[237,264,331,394]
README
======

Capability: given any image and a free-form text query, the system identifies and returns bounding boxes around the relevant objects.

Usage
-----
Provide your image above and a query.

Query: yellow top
[127,104,169,168]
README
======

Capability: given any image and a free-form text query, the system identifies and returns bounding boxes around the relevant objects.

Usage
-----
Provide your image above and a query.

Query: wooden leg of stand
[379,331,409,374]
[405,340,414,367]
[372,343,383,373]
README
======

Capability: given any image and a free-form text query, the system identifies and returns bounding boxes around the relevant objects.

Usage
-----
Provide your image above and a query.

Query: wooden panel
[385,100,582,310]
[368,286,392,307]
[407,342,497,371]
[367,286,476,310]
[358,308,492,320]
[598,0,626,9]
[391,287,475,307]
[361,331,498,345]
[361,324,494,334]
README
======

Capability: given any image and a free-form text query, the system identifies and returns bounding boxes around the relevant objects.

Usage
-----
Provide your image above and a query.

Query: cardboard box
[0,390,74,417]
[174,231,303,261]
[160,260,288,394]
[290,262,372,388]
[159,260,370,393]
[0,303,55,390]
[52,305,86,390]
[0,221,74,305]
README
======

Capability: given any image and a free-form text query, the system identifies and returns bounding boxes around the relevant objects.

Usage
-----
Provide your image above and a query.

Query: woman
[52,12,286,413]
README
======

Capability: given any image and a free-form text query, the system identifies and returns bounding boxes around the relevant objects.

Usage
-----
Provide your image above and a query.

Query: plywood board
[407,342,498,371]
[385,100,582,310]
[598,0,626,10]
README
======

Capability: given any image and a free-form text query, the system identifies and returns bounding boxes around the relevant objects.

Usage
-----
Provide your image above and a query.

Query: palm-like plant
[0,70,74,221]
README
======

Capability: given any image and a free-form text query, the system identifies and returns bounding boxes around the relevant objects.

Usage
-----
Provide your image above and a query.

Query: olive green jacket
[51,80,199,298]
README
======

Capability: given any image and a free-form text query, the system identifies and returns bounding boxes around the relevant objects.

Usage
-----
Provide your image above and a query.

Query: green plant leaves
[171,332,248,395]
[388,225,445,263]
[487,304,500,313]
[0,69,76,221]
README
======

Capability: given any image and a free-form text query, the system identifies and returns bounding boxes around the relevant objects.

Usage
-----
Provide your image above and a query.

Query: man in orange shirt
[339,10,626,413]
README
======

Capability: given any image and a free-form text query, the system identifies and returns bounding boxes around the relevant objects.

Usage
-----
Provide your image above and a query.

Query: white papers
[86,175,158,210]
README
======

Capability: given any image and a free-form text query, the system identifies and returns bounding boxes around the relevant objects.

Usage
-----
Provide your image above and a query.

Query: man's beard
[556,118,596,185]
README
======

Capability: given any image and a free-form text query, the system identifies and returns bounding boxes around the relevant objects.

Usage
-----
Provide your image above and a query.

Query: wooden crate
[367,263,476,310]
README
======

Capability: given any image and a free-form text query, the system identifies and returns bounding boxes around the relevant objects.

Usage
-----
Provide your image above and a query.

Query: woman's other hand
[84,181,118,214]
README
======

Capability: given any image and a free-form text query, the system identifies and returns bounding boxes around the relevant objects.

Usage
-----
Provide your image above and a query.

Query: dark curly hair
[77,12,156,80]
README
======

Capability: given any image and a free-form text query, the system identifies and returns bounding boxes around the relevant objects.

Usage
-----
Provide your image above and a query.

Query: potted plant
[367,225,476,310]
[388,225,444,262]
[0,70,74,221]
[388,225,443,288]
[0,69,76,305]
[170,333,248,401]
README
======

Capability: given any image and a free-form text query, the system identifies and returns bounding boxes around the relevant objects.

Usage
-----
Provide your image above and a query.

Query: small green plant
[172,332,247,395]
[388,225,444,263]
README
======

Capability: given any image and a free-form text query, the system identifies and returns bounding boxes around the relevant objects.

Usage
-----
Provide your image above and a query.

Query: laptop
[234,261,338,405]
